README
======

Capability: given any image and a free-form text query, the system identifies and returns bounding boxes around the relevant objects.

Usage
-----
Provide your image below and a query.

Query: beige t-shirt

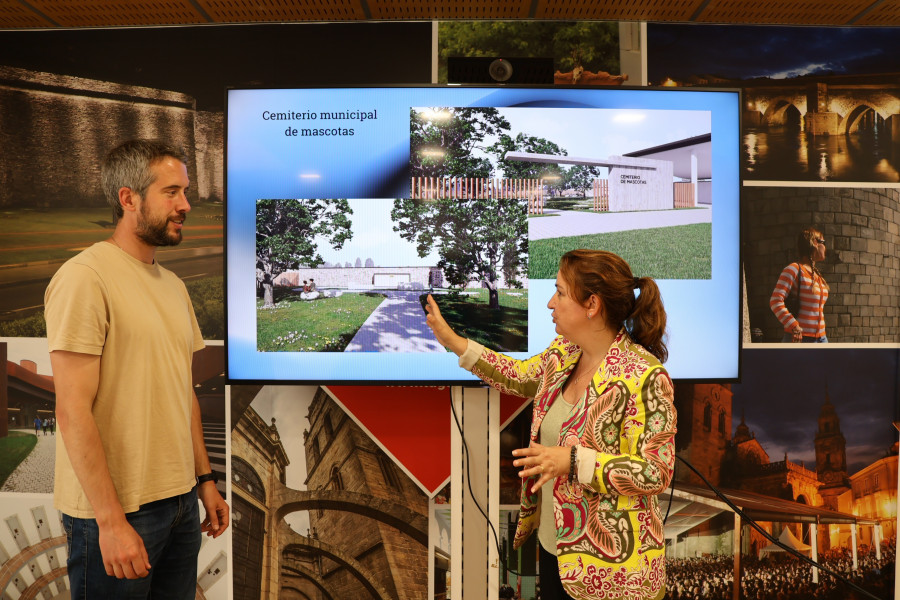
[45,241,205,518]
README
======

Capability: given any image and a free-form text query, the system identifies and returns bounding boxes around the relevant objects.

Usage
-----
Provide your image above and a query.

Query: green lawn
[0,312,46,338]
[185,275,225,340]
[0,274,223,340]
[424,289,528,353]
[529,223,712,280]
[257,290,387,352]
[0,204,223,265]
[0,431,37,487]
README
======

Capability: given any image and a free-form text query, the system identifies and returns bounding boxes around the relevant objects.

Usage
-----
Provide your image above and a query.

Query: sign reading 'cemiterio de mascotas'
[620,174,647,184]
[503,150,673,211]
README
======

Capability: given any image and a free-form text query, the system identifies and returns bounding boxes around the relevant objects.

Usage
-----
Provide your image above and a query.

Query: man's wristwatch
[197,472,218,486]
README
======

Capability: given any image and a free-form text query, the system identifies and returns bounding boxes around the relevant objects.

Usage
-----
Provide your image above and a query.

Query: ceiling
[1,0,899,29]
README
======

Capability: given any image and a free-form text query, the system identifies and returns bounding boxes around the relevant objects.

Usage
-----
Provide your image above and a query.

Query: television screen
[226,86,740,383]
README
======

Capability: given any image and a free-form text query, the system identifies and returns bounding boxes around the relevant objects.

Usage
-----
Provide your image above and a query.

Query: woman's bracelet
[568,445,577,483]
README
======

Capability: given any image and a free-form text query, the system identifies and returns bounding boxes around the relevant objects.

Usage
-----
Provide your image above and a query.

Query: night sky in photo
[731,348,899,475]
[648,24,900,83]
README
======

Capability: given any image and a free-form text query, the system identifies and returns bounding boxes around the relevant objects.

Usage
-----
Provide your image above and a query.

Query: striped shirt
[770,262,828,338]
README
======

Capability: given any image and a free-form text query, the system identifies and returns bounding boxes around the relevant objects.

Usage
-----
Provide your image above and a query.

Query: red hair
[558,249,668,363]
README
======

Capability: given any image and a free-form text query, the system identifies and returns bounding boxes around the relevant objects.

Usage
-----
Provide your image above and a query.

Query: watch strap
[197,472,218,485]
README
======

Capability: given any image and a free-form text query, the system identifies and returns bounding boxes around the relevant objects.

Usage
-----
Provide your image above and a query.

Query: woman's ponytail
[629,276,668,363]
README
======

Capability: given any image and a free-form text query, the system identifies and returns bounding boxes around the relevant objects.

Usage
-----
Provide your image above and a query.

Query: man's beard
[136,203,184,247]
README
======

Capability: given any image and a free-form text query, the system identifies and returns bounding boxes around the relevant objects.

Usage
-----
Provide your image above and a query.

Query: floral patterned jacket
[467,329,676,600]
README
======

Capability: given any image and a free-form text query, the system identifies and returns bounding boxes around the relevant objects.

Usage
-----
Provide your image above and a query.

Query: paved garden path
[1,428,55,494]
[345,290,446,352]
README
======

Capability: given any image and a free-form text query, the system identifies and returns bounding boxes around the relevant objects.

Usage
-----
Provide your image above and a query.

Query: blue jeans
[63,487,201,600]
[781,333,828,343]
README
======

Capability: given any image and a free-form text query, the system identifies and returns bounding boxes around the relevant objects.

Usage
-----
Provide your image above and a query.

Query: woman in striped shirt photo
[769,227,830,343]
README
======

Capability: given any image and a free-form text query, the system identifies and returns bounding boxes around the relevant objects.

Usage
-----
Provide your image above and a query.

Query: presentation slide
[226,86,741,383]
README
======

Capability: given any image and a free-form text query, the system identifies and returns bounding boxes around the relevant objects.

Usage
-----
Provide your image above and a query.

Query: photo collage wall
[647,22,900,600]
[0,19,897,600]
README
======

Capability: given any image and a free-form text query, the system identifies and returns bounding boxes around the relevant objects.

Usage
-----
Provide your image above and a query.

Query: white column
[851,524,858,570]
[450,389,464,600]
[488,387,500,599]
[450,386,498,600]
[618,21,646,86]
[428,497,436,600]
[431,21,439,84]
[810,522,819,583]
[690,153,699,207]
[874,523,882,560]
[732,512,741,600]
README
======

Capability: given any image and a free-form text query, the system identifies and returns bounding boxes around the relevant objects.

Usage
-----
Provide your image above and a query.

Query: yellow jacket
[466,329,676,600]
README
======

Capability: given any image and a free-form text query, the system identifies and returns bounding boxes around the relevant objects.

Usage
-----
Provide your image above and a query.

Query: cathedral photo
[663,348,897,599]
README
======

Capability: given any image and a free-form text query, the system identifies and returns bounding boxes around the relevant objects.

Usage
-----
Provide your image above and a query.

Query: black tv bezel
[223,83,743,386]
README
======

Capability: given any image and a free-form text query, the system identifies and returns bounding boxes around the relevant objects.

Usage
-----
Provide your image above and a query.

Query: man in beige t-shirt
[44,139,229,599]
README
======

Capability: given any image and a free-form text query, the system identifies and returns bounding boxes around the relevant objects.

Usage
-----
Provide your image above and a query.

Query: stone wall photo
[742,185,900,343]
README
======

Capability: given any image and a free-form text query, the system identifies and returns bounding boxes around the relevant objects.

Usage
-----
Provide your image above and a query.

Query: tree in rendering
[490,132,568,183]
[256,198,352,308]
[391,197,527,309]
[566,164,602,198]
[410,107,510,179]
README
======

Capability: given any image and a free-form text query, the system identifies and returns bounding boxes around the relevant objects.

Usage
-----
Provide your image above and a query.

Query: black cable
[450,396,881,600]
[449,392,525,577]
[675,455,882,600]
[663,459,676,525]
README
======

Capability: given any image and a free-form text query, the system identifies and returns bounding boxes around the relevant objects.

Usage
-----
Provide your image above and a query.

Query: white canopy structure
[758,526,812,560]
[661,480,882,595]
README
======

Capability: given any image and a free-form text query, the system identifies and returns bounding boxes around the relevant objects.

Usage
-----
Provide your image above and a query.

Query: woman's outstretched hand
[424,294,467,356]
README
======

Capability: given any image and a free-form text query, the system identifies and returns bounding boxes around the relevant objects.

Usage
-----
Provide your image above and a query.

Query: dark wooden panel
[198,0,366,22]
[2,1,899,37]
[853,0,900,25]
[369,0,530,19]
[698,0,877,25]
[27,0,205,26]
[0,0,55,27]
[536,0,705,21]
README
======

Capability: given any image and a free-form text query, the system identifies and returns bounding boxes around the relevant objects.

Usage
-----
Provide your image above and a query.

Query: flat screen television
[226,85,741,383]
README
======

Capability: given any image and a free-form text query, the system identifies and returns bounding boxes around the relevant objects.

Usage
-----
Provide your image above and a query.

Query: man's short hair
[101,140,187,218]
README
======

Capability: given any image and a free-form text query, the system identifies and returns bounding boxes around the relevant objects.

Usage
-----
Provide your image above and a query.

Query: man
[45,139,229,598]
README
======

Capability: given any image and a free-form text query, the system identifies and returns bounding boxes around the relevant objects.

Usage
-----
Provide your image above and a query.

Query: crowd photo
[664,540,895,600]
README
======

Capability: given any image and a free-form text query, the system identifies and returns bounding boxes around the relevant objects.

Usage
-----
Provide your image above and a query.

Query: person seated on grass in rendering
[300,279,319,301]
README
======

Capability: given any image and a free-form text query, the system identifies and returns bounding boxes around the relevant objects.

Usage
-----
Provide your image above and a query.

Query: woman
[425,249,676,600]
[769,227,829,343]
